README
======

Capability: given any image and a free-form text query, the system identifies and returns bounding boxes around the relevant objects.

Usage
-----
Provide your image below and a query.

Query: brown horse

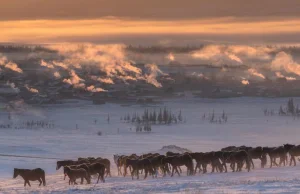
[221,146,237,152]
[87,163,106,183]
[64,166,90,185]
[162,154,194,177]
[125,158,154,180]
[123,154,139,176]
[284,144,300,166]
[56,159,90,170]
[56,160,75,170]
[63,164,90,183]
[13,168,46,187]
[166,152,183,173]
[149,155,169,177]
[226,151,251,172]
[241,147,264,169]
[94,158,111,177]
[264,146,289,168]
[114,154,126,175]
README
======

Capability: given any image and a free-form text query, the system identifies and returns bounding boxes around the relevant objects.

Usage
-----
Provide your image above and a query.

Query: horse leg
[175,166,181,177]
[251,159,255,169]
[223,162,227,173]
[81,177,84,184]
[194,163,199,174]
[120,166,123,176]
[171,166,175,177]
[270,157,273,168]
[232,162,235,172]
[97,174,101,183]
[186,166,189,176]
[211,163,215,173]
[198,163,203,173]
[290,156,293,166]
[131,169,134,180]
[38,178,42,186]
[274,158,279,167]
[27,181,31,187]
[202,164,207,173]
[24,180,27,187]
[102,173,105,183]
[144,169,148,179]
[123,166,126,177]
[293,156,297,166]
[178,166,182,173]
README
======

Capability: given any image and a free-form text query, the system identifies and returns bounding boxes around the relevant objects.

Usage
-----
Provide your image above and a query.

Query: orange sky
[1,17,300,44]
[1,0,300,44]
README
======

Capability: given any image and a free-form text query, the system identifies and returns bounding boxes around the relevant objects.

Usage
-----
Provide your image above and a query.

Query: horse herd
[12,143,300,187]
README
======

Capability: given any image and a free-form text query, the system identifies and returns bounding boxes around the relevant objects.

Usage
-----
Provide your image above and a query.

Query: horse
[221,146,237,152]
[123,154,139,177]
[124,158,154,180]
[243,146,264,169]
[64,166,90,185]
[190,152,220,174]
[264,146,289,168]
[87,163,106,183]
[114,154,126,175]
[13,168,46,187]
[166,152,183,173]
[284,144,300,166]
[226,151,251,172]
[94,158,111,177]
[63,164,90,183]
[149,155,169,177]
[162,154,194,177]
[56,160,76,170]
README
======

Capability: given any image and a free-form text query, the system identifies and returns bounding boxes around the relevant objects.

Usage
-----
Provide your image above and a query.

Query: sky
[1,0,300,45]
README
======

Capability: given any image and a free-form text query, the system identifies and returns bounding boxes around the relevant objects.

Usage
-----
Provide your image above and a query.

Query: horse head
[13,168,19,179]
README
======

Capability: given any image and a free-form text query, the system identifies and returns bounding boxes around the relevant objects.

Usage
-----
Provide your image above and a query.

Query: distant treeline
[126,45,205,53]
[264,98,300,116]
[126,45,300,54]
[0,45,56,53]
[122,107,185,125]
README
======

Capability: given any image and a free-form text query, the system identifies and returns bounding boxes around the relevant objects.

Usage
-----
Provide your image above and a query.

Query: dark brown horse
[264,146,289,168]
[56,160,75,170]
[13,168,46,187]
[149,155,169,177]
[242,147,264,169]
[221,146,238,152]
[114,154,126,175]
[284,144,300,166]
[123,154,139,176]
[56,159,90,170]
[125,158,154,180]
[226,151,251,172]
[166,152,184,173]
[162,154,194,177]
[87,163,106,183]
[94,158,111,177]
[64,166,90,185]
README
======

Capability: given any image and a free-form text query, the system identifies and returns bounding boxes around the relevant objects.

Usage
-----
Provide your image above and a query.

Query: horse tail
[41,170,46,186]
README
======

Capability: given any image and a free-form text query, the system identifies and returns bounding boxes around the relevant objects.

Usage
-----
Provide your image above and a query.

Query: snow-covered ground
[1,97,300,193]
